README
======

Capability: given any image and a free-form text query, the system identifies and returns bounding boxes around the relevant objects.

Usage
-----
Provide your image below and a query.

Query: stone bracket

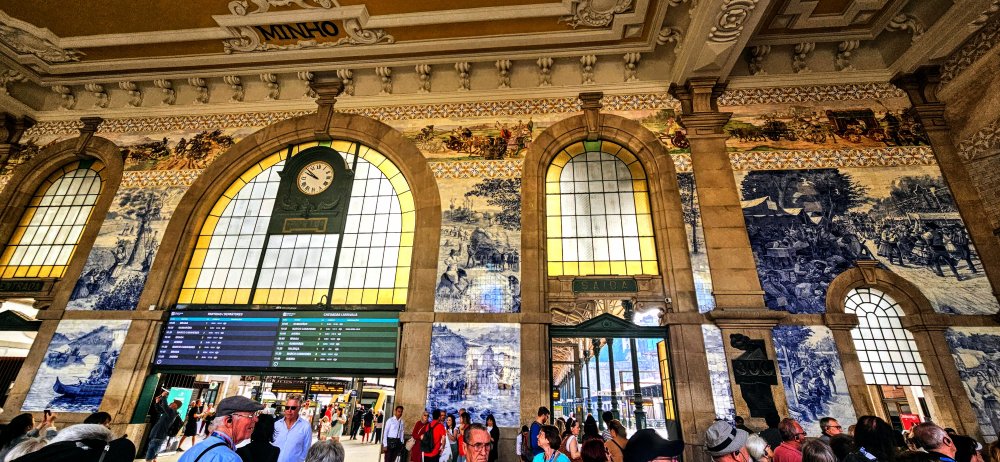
[669,78,733,134]
[823,312,860,330]
[311,76,345,140]
[855,259,880,285]
[75,117,103,156]
[579,91,603,141]
[891,65,949,130]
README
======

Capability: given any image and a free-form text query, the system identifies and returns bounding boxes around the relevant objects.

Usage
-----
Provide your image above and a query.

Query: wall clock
[297,160,334,195]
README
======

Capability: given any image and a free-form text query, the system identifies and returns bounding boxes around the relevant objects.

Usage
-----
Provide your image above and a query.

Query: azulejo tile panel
[944,327,1000,442]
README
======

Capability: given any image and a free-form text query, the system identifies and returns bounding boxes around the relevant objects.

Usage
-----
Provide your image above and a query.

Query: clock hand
[306,170,319,180]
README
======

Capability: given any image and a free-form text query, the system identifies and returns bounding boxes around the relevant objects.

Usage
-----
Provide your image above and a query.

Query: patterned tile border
[25,84,909,137]
[958,117,1000,161]
[428,159,523,179]
[120,169,201,188]
[941,13,1000,87]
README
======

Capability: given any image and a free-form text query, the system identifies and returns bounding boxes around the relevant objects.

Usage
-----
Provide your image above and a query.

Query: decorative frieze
[958,118,1000,161]
[119,81,143,107]
[940,12,1000,87]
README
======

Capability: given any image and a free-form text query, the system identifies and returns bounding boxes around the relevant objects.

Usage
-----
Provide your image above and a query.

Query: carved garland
[709,0,759,43]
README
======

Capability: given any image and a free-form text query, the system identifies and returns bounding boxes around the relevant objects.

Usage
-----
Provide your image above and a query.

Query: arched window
[545,140,657,276]
[178,140,414,306]
[0,160,105,279]
[845,288,929,386]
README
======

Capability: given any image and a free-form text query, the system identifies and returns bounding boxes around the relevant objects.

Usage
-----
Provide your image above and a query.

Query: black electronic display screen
[153,310,399,374]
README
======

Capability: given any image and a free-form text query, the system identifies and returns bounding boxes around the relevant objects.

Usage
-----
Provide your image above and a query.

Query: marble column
[893,67,1000,307]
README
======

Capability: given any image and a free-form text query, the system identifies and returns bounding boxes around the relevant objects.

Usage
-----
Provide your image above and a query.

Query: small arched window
[178,140,414,306]
[0,160,105,279]
[845,287,929,386]
[545,140,657,276]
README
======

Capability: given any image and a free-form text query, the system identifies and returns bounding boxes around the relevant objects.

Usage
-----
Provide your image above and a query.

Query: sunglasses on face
[285,406,299,411]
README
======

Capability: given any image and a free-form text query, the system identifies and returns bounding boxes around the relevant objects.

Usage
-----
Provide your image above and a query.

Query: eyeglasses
[285,406,299,411]
[825,426,842,430]
[469,443,493,451]
[232,411,261,419]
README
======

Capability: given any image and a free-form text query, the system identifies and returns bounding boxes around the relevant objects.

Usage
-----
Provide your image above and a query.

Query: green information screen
[272,311,399,369]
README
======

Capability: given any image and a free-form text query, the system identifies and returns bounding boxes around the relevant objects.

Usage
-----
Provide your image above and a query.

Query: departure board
[154,310,399,373]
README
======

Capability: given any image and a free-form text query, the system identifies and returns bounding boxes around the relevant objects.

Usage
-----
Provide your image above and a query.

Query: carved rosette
[561,0,634,28]
[709,0,759,43]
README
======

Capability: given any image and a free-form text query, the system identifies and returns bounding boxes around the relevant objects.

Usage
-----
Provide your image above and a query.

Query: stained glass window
[546,140,657,276]
[845,288,929,386]
[0,161,105,279]
[178,141,414,306]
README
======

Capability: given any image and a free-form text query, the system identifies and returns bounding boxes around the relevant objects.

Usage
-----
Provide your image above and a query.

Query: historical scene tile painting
[737,166,996,315]
[427,323,520,426]
[945,327,1000,442]
[23,320,130,412]
[67,187,187,310]
[677,172,715,312]
[772,325,856,436]
[702,324,736,420]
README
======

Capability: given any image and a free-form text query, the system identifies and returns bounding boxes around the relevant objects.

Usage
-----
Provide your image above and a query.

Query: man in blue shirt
[274,394,314,462]
[529,406,550,458]
[179,395,264,462]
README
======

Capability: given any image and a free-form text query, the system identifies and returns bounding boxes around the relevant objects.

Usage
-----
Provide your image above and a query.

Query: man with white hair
[9,423,136,462]
[179,395,264,462]
[910,423,958,462]
[705,420,750,462]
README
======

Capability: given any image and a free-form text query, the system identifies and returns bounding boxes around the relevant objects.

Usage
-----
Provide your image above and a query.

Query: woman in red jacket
[411,411,431,462]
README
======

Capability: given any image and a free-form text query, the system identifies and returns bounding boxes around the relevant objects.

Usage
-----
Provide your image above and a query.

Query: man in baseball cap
[623,429,684,462]
[705,420,750,462]
[179,396,264,462]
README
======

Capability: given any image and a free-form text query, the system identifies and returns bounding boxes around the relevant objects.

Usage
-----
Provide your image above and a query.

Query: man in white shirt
[273,394,314,462]
[381,406,406,462]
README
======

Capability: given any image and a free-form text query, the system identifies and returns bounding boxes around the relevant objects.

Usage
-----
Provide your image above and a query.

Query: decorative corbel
[656,27,682,47]
[855,260,880,286]
[118,81,142,107]
[579,92,603,141]
[153,79,176,105]
[0,113,36,168]
[298,72,317,99]
[580,55,597,85]
[886,14,925,42]
[0,69,26,96]
[748,45,769,76]
[224,75,244,102]
[188,77,210,104]
[75,117,103,156]
[375,67,392,95]
[52,85,76,110]
[415,64,432,93]
[792,42,815,74]
[336,69,354,96]
[455,62,471,91]
[835,41,859,72]
[84,84,109,109]
[495,60,512,89]
[623,52,641,82]
[260,73,279,100]
[537,57,554,87]
[311,76,344,140]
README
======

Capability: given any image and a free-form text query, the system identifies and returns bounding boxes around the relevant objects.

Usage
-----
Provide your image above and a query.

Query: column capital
[668,78,732,135]
[891,66,949,131]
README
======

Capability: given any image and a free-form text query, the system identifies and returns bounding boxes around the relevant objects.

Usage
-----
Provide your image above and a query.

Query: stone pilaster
[892,67,1000,308]
[668,78,765,311]
[822,312,875,417]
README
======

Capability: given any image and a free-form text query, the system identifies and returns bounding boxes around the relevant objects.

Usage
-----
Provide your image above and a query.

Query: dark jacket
[12,437,136,462]
[488,426,500,462]
[237,440,281,462]
[149,399,179,440]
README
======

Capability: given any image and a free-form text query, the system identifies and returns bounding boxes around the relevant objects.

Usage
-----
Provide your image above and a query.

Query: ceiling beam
[670,0,776,83]
[890,0,997,74]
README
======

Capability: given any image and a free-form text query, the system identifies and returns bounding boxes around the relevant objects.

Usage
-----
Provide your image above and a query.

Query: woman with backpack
[410,411,431,462]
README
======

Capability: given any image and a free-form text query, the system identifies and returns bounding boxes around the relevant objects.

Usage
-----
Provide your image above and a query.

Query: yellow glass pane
[219,289,237,305]
[50,266,67,278]
[545,195,561,215]
[182,269,201,288]
[346,289,363,305]
[394,267,410,287]
[16,209,36,227]
[2,267,15,278]
[190,249,208,269]
[552,151,571,167]
[578,261,595,275]
[293,141,319,154]
[600,141,622,155]
[331,289,348,304]
[234,289,251,304]
[0,247,14,265]
[192,288,209,304]
[361,289,378,304]
[398,248,412,267]
[546,166,563,183]
[634,194,650,214]
[330,140,355,154]
[389,174,410,195]
[361,148,386,166]
[564,143,586,158]
[400,212,415,233]
[632,179,648,192]
[610,261,627,275]
[399,233,414,247]
[594,261,611,274]
[265,289,282,305]
[178,289,194,303]
[222,180,245,200]
[563,262,579,276]
[616,149,637,165]
[13,266,28,277]
[639,237,656,259]
[27,196,41,207]
[547,262,563,277]
[545,181,560,195]
[628,162,647,179]
[239,163,263,184]
[280,289,300,305]
[625,261,642,274]
[24,265,40,278]
[636,214,654,236]
[196,236,212,249]
[546,217,561,238]
[392,289,407,304]
[377,289,394,304]
[398,192,415,214]
[209,196,233,217]
[547,238,562,260]
[642,260,659,274]
[201,216,220,236]
[377,160,401,180]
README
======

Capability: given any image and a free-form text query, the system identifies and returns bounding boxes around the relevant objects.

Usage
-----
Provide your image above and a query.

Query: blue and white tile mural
[427,323,520,426]
[772,325,856,436]
[737,166,997,315]
[434,178,521,313]
[23,320,130,412]
[677,172,715,313]
[946,327,1000,442]
[67,187,186,310]
[702,324,735,421]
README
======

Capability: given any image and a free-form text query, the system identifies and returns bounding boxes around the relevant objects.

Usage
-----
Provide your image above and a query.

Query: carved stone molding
[0,11,84,64]
[455,63,471,92]
[415,64,432,93]
[224,75,244,102]
[226,0,339,16]
[793,42,815,74]
[375,66,392,95]
[958,117,1000,161]
[51,85,75,110]
[118,81,142,107]
[153,79,176,105]
[580,55,597,85]
[623,52,641,82]
[580,91,603,141]
[886,14,925,42]
[748,45,769,76]
[657,27,682,46]
[219,4,393,53]
[260,73,279,100]
[709,0,759,43]
[188,78,210,104]
[0,69,25,96]
[560,0,634,28]
[836,41,860,72]
[495,60,512,89]
[941,12,1000,87]
[537,57,554,87]
[298,71,317,98]
[336,69,354,96]
[84,83,109,109]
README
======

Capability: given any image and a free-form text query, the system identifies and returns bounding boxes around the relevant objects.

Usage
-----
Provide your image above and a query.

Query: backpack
[420,422,439,453]
[520,432,531,462]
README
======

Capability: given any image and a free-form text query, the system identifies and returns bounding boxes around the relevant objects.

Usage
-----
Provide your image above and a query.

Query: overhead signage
[572,278,638,293]
[271,381,306,393]
[154,310,399,374]
[310,382,347,394]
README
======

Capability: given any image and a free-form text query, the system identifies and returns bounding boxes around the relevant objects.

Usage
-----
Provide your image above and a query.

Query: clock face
[297,161,334,195]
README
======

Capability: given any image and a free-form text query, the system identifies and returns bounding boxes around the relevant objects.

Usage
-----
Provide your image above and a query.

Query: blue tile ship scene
[427,323,520,426]
[23,320,130,412]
